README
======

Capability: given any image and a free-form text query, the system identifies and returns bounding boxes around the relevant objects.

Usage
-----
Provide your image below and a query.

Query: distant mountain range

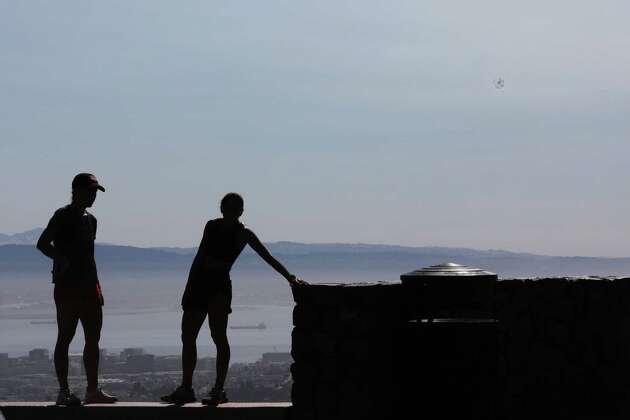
[0,228,44,246]
[1,229,630,278]
[3,228,630,311]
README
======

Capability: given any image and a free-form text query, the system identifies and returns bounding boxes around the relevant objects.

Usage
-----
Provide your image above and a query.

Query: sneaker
[84,387,118,404]
[56,389,82,406]
[201,387,228,406]
[160,385,196,404]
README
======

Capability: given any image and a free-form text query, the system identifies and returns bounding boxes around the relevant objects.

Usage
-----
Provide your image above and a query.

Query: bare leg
[55,302,80,390]
[181,309,207,389]
[208,293,230,389]
[80,302,102,391]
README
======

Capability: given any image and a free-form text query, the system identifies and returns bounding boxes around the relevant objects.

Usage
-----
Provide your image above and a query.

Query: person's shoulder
[206,218,221,227]
[56,204,72,214]
[203,218,221,232]
[52,205,72,219]
[46,205,73,231]
[241,224,254,237]
[85,210,97,222]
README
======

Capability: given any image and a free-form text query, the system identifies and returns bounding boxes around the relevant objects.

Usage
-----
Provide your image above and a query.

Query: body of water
[0,305,293,363]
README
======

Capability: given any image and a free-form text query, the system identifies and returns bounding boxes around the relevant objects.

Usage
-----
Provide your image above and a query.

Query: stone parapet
[291,283,403,420]
[290,277,630,420]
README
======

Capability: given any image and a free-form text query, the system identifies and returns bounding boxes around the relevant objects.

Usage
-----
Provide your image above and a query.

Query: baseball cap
[72,173,105,192]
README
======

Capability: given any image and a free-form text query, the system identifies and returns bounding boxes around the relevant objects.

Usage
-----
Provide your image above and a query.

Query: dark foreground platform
[0,402,292,420]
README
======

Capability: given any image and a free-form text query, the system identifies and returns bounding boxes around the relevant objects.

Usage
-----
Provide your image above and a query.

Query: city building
[28,349,49,361]
[261,352,292,364]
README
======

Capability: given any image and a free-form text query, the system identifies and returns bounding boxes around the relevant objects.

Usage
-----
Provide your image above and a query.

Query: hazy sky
[1,1,629,256]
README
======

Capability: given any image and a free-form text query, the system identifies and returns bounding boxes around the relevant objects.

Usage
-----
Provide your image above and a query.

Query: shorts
[54,281,104,306]
[182,283,232,314]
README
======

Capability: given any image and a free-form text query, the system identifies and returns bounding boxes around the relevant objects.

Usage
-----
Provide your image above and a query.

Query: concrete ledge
[0,402,292,420]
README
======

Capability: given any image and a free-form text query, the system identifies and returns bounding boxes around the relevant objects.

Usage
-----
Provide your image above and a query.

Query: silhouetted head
[220,193,244,219]
[71,173,105,208]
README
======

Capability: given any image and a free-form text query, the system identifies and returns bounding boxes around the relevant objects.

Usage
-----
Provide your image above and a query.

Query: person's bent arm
[246,229,307,286]
[37,214,69,273]
[36,227,57,260]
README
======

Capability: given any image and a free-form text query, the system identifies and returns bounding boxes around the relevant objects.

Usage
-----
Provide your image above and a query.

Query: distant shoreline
[0,304,286,320]
[0,344,292,362]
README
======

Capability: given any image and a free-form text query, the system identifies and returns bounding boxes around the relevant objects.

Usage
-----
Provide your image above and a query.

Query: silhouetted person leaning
[161,193,306,405]
[36,173,117,406]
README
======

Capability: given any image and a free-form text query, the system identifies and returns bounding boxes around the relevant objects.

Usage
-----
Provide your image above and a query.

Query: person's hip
[54,281,103,306]
[181,279,232,313]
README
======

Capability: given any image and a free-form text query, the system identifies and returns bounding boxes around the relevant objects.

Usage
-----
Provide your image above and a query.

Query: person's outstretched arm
[245,228,307,286]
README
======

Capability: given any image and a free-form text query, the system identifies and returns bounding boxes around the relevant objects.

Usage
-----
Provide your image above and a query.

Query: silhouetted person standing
[37,173,117,406]
[161,193,306,405]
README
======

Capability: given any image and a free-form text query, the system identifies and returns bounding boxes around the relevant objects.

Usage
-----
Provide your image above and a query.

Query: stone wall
[495,277,630,419]
[290,283,404,420]
[290,277,630,420]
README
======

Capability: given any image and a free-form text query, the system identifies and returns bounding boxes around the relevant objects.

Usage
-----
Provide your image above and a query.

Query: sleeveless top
[181,218,247,307]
